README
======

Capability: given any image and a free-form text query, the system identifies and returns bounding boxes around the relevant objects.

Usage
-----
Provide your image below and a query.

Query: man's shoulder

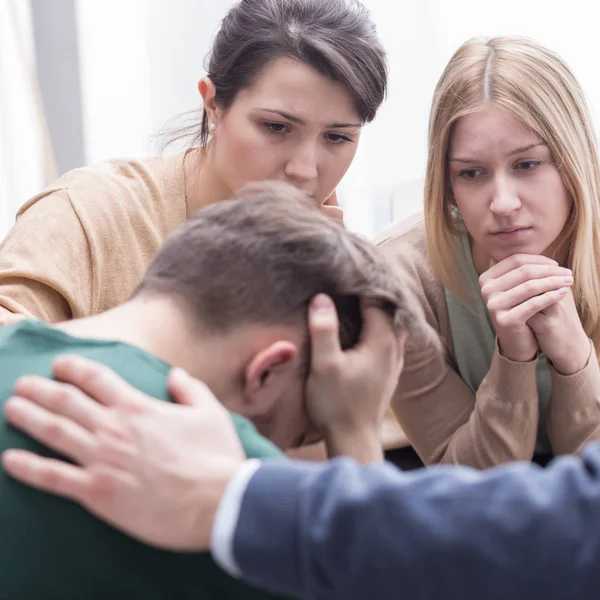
[0,321,172,405]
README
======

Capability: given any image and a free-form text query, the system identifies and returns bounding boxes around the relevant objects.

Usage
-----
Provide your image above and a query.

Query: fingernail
[558,287,568,295]
[312,294,333,311]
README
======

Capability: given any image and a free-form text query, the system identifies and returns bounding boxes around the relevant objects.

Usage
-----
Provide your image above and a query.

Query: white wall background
[3,0,600,238]
[0,0,47,238]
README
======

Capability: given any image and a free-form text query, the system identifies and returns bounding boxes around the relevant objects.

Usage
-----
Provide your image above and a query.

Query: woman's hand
[479,254,573,362]
[318,191,344,224]
[305,294,406,463]
[527,287,591,375]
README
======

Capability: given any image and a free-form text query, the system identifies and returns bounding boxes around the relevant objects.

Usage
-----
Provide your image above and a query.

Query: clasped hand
[480,254,590,374]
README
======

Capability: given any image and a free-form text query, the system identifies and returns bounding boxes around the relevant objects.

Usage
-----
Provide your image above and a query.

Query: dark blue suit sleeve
[232,443,600,600]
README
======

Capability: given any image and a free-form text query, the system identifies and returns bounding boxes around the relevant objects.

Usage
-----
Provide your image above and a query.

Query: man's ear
[242,341,299,419]
[198,77,220,127]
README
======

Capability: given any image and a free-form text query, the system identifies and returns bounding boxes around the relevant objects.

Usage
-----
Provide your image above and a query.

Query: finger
[308,294,342,366]
[481,254,559,282]
[4,396,96,464]
[481,264,571,296]
[2,449,91,502]
[501,287,569,325]
[323,190,339,206]
[13,375,111,432]
[487,274,573,311]
[167,368,218,408]
[355,302,399,360]
[52,355,145,409]
[319,205,344,224]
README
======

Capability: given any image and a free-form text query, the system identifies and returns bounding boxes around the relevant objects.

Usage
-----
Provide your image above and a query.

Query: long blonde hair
[425,36,600,354]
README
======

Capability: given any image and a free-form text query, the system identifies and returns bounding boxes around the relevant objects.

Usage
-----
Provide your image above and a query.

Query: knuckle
[486,299,499,313]
[42,418,68,442]
[518,265,534,280]
[480,283,493,301]
[521,280,536,295]
[312,356,342,376]
[54,384,79,408]
[87,471,117,506]
[495,313,512,329]
[81,368,106,390]
[41,466,62,489]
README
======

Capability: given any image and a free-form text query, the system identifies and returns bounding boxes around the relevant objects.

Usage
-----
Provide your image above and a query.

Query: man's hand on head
[305,294,406,463]
[1,355,245,551]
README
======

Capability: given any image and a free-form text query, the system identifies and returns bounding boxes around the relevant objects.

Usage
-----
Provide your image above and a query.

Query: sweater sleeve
[547,341,600,455]
[0,189,94,322]
[377,219,540,468]
[0,156,185,323]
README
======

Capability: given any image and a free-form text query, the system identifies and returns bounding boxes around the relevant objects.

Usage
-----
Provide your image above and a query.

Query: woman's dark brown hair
[164,0,387,149]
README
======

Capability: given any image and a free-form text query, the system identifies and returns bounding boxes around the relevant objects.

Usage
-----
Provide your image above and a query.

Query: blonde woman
[378,36,600,469]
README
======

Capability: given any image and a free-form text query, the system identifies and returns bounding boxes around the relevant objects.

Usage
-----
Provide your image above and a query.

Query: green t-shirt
[0,320,288,600]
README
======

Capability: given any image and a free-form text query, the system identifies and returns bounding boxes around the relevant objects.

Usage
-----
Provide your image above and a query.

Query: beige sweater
[0,154,188,322]
[376,215,600,469]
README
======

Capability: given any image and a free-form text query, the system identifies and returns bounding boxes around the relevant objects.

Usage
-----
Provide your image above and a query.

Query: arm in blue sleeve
[232,443,600,600]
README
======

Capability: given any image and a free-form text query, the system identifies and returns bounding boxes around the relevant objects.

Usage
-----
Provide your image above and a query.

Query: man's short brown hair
[136,182,436,355]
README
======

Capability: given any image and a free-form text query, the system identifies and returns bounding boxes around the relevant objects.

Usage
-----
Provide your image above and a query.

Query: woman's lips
[490,227,533,241]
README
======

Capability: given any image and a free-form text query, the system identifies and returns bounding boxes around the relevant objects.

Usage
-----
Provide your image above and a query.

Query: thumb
[308,294,341,366]
[168,368,215,407]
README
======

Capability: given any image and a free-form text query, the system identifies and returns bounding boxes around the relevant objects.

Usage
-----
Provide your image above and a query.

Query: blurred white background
[2,0,600,238]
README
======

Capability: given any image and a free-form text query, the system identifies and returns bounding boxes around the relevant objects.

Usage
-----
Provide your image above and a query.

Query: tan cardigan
[0,154,188,322]
[376,215,600,469]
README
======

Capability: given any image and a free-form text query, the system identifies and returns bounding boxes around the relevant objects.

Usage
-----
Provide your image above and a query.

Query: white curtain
[0,0,54,238]
[74,0,236,164]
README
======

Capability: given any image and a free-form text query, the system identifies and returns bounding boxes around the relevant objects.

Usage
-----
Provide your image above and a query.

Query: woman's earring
[210,123,216,132]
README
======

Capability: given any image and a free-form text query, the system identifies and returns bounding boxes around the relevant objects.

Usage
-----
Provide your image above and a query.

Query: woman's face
[447,105,573,272]
[205,57,362,205]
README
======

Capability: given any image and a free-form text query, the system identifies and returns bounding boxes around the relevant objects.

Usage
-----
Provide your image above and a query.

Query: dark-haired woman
[0,0,421,464]
[0,0,387,323]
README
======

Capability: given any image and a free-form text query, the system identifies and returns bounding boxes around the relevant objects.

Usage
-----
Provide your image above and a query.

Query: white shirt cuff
[210,458,262,577]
